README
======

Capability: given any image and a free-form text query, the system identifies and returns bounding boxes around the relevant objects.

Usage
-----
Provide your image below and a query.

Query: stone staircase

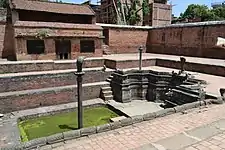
[106,75,113,82]
[100,78,114,102]
[102,45,112,55]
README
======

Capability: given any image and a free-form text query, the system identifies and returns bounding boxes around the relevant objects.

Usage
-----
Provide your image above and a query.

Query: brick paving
[44,103,225,150]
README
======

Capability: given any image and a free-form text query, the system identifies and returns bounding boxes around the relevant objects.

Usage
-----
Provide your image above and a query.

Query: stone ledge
[131,115,143,124]
[96,124,111,133]
[143,112,156,121]
[46,133,64,144]
[120,118,133,127]
[63,130,81,140]
[155,108,175,118]
[80,126,97,136]
[23,137,47,149]
[110,121,122,130]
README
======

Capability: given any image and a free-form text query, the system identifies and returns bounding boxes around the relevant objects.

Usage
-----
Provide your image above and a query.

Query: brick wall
[149,3,172,26]
[0,58,104,73]
[15,37,103,60]
[99,24,150,54]
[0,83,107,113]
[12,22,103,60]
[0,70,112,92]
[108,28,148,53]
[146,21,225,59]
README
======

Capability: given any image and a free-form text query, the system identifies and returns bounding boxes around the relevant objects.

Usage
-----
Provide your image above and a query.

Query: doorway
[55,40,71,60]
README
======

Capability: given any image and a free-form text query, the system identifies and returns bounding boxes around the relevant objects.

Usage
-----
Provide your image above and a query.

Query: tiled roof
[14,21,102,30]
[10,0,95,15]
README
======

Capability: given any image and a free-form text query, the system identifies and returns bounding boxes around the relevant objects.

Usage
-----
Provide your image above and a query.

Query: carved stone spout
[76,56,85,73]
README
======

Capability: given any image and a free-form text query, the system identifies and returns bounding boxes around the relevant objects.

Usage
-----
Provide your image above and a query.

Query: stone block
[210,98,224,105]
[193,101,201,108]
[2,144,24,150]
[46,133,64,144]
[23,137,47,149]
[63,130,81,140]
[110,116,126,122]
[199,100,207,106]
[174,105,186,113]
[143,112,156,121]
[131,115,143,124]
[96,124,111,133]
[155,108,175,118]
[80,126,96,136]
[120,118,133,127]
[110,121,122,130]
[183,102,199,110]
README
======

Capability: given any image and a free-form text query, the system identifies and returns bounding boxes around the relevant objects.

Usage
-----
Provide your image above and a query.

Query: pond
[19,106,120,142]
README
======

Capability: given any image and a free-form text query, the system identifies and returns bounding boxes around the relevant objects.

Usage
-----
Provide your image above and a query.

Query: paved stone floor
[37,103,225,150]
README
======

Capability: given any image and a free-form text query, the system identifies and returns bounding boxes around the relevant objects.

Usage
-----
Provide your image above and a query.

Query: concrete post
[138,46,143,71]
[75,56,85,129]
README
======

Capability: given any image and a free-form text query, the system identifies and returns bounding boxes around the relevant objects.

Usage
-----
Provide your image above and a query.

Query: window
[80,40,95,53]
[27,40,45,54]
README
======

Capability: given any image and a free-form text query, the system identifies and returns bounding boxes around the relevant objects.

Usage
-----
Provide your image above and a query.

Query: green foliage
[179,4,225,22]
[18,106,119,142]
[142,0,150,17]
[0,0,7,8]
[35,30,49,39]
[124,0,142,25]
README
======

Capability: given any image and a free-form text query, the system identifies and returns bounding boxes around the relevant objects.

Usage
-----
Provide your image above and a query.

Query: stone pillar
[75,56,85,129]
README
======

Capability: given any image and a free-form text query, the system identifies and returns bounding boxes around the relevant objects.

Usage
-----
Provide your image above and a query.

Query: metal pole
[139,46,143,71]
[77,74,83,129]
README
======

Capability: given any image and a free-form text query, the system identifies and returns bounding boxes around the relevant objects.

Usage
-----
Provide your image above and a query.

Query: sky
[62,0,213,17]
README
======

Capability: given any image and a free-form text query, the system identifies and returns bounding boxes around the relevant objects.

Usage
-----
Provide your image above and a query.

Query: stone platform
[104,53,225,76]
[108,100,163,117]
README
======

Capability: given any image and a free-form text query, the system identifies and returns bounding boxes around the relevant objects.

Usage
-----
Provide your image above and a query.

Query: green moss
[19,106,119,142]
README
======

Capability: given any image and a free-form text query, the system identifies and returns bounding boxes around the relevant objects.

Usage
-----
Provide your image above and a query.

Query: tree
[179,4,212,21]
[179,4,225,22]
[124,0,142,25]
[0,0,7,8]
[211,6,225,20]
[142,0,150,25]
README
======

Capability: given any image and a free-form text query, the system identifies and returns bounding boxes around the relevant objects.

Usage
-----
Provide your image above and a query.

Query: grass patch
[19,106,119,142]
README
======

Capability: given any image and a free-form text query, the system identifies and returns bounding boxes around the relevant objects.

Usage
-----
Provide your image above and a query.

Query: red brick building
[4,0,104,60]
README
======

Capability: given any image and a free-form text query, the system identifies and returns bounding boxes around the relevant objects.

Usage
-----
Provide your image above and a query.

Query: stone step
[102,91,112,96]
[106,78,112,82]
[0,68,113,93]
[104,95,113,101]
[0,58,105,74]
[0,81,109,113]
[101,86,111,91]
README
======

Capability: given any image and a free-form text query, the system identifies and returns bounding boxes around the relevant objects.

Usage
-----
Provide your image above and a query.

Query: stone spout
[76,56,85,72]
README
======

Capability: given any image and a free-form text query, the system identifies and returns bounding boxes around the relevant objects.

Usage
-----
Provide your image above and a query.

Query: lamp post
[138,46,143,71]
[75,56,85,129]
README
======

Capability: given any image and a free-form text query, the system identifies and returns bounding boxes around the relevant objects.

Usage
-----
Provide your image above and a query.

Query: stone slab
[186,124,222,140]
[155,133,198,150]
[110,116,126,122]
[133,143,158,150]
[108,100,163,117]
[211,119,225,130]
